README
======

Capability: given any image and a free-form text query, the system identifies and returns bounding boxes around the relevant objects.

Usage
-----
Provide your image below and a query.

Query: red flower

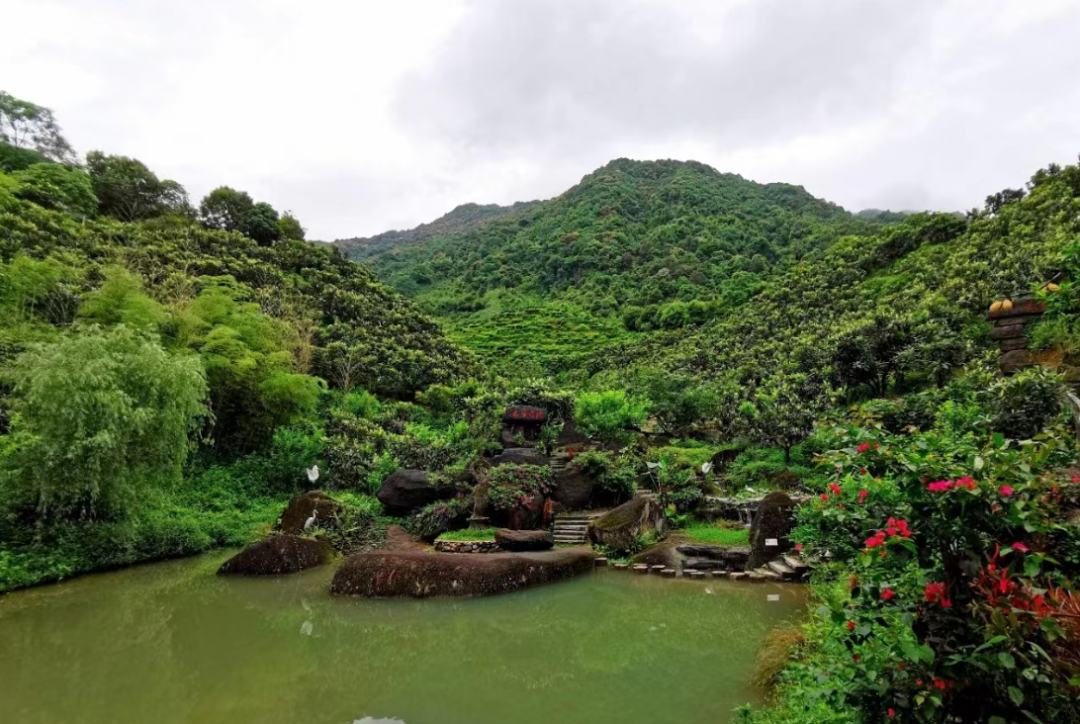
[853,654,860,663]
[857,442,871,453]
[999,485,1014,496]
[927,480,954,492]
[794,544,803,552]
[888,709,896,718]
[956,476,977,491]
[846,620,856,631]
[830,483,842,495]
[924,581,947,604]
[858,489,868,504]
[865,530,887,548]
[820,494,828,501]
[1011,542,1030,553]
[860,467,868,475]
[881,588,896,601]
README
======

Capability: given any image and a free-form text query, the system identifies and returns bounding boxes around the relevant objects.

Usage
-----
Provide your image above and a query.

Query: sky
[3,0,1079,240]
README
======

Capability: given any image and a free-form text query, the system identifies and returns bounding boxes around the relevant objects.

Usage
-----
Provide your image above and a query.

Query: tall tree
[199,186,253,232]
[13,163,97,218]
[242,201,281,246]
[278,211,306,240]
[85,151,189,221]
[0,91,75,163]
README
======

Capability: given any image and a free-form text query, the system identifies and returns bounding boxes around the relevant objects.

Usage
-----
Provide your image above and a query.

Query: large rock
[491,448,550,467]
[555,420,590,446]
[376,469,455,515]
[495,528,553,551]
[218,534,332,576]
[550,461,594,510]
[747,492,797,569]
[676,544,751,570]
[330,548,594,598]
[277,490,339,534]
[990,321,1027,340]
[1000,349,1035,374]
[491,492,545,530]
[588,497,663,552]
[631,539,682,569]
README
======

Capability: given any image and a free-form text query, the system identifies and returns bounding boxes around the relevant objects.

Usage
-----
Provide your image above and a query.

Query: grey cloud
[395,0,939,157]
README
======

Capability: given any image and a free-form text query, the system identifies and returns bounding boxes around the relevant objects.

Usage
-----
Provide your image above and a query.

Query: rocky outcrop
[217,534,332,575]
[988,294,1045,374]
[588,497,662,552]
[329,548,595,597]
[491,448,549,467]
[376,469,455,515]
[434,539,500,553]
[495,528,554,551]
[491,492,545,530]
[747,492,797,569]
[632,538,683,569]
[277,490,339,534]
[550,460,594,510]
[675,544,752,571]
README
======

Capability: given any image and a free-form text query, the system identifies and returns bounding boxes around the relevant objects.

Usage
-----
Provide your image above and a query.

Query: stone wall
[989,294,1046,374]
[433,539,500,554]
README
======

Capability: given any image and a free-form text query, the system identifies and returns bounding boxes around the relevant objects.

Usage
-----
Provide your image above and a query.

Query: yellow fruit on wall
[1044,283,1061,292]
[990,301,1003,313]
[1001,299,1014,311]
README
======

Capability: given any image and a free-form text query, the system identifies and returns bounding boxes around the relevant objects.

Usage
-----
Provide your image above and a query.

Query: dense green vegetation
[5,89,1080,723]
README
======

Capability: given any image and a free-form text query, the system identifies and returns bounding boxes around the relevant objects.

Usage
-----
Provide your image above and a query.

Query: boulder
[550,461,594,510]
[376,469,455,515]
[491,492,545,530]
[555,420,590,446]
[675,544,751,570]
[588,497,663,552]
[500,428,535,449]
[495,528,554,551]
[218,534,332,576]
[998,337,1028,352]
[491,448,550,467]
[277,490,340,534]
[632,539,683,569]
[330,548,594,598]
[747,492,797,569]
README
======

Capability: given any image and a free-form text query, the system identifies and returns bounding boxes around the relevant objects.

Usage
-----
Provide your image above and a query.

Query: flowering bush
[487,464,553,512]
[785,419,1080,723]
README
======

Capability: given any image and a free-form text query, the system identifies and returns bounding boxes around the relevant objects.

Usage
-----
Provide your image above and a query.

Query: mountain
[336,200,538,260]
[347,158,878,372]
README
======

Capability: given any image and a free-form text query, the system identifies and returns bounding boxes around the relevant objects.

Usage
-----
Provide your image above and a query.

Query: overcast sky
[4,0,1079,240]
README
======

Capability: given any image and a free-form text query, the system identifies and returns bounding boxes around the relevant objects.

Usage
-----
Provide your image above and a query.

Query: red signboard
[503,405,547,423]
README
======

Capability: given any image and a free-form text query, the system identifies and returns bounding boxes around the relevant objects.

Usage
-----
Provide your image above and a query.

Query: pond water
[0,552,805,724]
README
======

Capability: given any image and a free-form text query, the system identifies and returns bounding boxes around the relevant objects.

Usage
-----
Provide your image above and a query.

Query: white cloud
[3,0,1079,239]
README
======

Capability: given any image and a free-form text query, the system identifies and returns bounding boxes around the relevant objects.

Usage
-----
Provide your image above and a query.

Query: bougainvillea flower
[1011,542,1030,553]
[999,485,1015,496]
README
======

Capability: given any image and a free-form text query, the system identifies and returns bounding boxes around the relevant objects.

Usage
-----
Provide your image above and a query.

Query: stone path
[552,513,590,544]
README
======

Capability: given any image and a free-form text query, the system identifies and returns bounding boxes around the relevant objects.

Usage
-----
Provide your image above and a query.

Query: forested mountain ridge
[335,200,539,260]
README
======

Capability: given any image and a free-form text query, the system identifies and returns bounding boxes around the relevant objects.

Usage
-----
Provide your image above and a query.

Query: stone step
[767,560,796,579]
[756,567,783,581]
[553,538,587,544]
[782,555,809,574]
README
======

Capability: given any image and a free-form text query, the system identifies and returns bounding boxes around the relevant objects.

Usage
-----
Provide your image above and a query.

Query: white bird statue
[307,465,320,484]
[303,508,318,531]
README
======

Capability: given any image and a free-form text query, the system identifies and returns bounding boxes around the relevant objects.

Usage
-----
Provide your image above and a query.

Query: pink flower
[956,476,977,491]
[999,485,1015,496]
[882,588,896,601]
[857,442,871,454]
[858,489,868,504]
[830,483,842,495]
[1011,542,1030,553]
[927,480,954,492]
[794,544,803,552]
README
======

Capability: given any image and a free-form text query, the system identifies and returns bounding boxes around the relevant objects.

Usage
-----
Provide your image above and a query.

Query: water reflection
[0,552,806,724]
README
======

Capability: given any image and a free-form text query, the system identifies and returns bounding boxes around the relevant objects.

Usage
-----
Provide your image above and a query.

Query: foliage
[199,186,253,231]
[487,464,552,512]
[0,91,75,162]
[574,389,649,443]
[404,496,472,540]
[572,449,637,502]
[1,325,207,520]
[85,151,189,221]
[242,201,280,247]
[12,163,98,218]
[988,366,1065,440]
[678,523,749,546]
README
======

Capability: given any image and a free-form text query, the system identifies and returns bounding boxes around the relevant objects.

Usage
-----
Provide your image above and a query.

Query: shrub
[487,464,552,512]
[404,497,472,540]
[989,366,1064,439]
[574,389,649,443]
[573,449,637,503]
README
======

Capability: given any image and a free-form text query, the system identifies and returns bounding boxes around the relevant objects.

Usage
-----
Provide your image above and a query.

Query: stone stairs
[551,513,590,545]
[751,554,811,581]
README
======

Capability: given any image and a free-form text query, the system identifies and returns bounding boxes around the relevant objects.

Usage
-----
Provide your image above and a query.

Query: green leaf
[998,652,1016,669]
[974,455,984,471]
[1008,686,1024,706]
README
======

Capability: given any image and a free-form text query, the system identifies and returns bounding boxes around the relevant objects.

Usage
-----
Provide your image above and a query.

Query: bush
[573,449,637,503]
[989,366,1064,439]
[574,389,649,443]
[487,464,553,512]
[404,497,472,540]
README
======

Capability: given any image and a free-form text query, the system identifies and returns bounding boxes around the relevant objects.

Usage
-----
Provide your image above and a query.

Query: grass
[679,523,750,546]
[437,527,497,542]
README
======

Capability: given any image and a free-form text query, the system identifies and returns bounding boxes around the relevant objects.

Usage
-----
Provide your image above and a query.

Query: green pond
[0,552,806,724]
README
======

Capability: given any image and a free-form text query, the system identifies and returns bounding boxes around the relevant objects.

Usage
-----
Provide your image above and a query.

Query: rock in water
[329,549,594,597]
[491,448,550,467]
[495,528,554,551]
[218,534,332,575]
[588,497,662,552]
[277,490,339,534]
[376,469,455,515]
[747,491,797,569]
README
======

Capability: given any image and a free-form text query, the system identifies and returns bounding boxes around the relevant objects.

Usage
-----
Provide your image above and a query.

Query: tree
[13,163,97,218]
[278,211,306,241]
[199,186,253,231]
[85,151,189,221]
[1,325,207,520]
[739,374,829,466]
[0,141,48,173]
[242,201,280,246]
[0,91,75,163]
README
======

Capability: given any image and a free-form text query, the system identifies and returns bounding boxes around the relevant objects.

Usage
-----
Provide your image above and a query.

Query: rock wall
[989,294,1046,374]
